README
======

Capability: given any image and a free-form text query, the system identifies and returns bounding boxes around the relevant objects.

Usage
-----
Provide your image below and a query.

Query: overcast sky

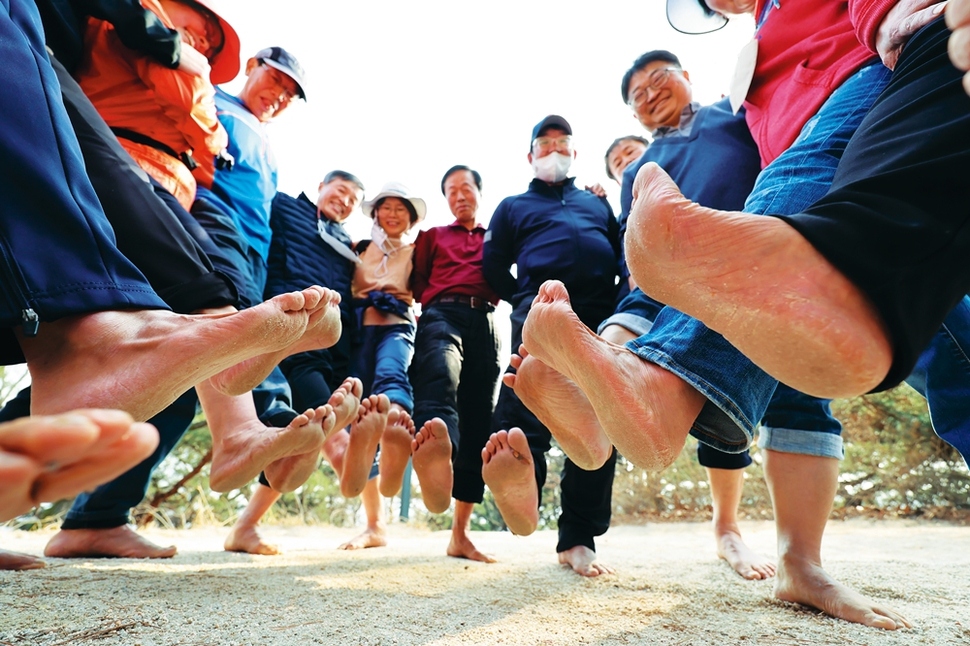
[217,0,755,240]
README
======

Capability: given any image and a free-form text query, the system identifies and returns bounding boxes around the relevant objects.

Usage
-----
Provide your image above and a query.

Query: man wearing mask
[481,116,620,577]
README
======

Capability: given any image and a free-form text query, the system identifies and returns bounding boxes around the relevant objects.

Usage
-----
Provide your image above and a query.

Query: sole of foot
[411,418,453,514]
[481,428,538,536]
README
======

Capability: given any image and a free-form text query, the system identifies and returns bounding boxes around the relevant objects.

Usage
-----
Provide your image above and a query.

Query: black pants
[410,303,502,504]
[778,17,970,390]
[492,299,617,553]
[280,311,355,411]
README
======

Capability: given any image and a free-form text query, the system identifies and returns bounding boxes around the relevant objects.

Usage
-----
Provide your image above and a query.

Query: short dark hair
[323,170,365,193]
[604,136,650,180]
[440,165,483,196]
[620,50,682,104]
[373,196,419,224]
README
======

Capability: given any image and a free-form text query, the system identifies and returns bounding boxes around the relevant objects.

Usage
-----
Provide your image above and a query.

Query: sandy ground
[1,519,968,646]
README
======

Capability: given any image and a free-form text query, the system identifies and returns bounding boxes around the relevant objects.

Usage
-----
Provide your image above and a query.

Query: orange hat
[189,0,241,85]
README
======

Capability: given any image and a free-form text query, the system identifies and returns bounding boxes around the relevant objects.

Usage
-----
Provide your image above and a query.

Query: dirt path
[1,519,968,645]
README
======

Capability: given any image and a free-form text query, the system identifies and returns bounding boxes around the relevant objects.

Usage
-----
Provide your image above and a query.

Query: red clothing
[848,0,897,54]
[411,222,500,306]
[744,0,878,167]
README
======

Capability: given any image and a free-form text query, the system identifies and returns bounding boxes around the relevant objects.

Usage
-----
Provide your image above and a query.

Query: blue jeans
[626,62,891,456]
[355,323,415,413]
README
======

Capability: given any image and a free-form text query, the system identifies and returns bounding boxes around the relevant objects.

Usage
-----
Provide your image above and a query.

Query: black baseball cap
[254,46,307,100]
[530,115,572,150]
[666,0,729,34]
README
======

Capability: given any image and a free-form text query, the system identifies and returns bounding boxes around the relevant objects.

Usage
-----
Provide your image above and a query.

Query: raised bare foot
[411,418,453,514]
[340,395,389,497]
[209,288,344,396]
[22,290,315,421]
[716,526,775,580]
[0,549,45,570]
[775,552,911,629]
[338,525,387,550]
[626,163,892,398]
[330,378,364,433]
[378,408,414,498]
[44,525,176,559]
[447,531,496,563]
[481,428,538,536]
[0,410,158,521]
[263,405,335,493]
[521,281,703,471]
[224,524,281,556]
[208,408,326,493]
[504,346,612,470]
[558,545,615,577]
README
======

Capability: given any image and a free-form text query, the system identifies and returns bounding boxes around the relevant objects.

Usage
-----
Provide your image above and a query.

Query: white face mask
[532,152,572,183]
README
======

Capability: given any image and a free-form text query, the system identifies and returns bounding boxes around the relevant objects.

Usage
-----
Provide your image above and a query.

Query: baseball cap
[530,115,572,150]
[254,46,307,100]
[666,0,729,34]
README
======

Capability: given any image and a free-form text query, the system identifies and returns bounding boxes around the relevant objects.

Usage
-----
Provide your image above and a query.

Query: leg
[338,477,387,550]
[764,449,910,629]
[223,484,283,555]
[556,445,618,578]
[447,500,495,563]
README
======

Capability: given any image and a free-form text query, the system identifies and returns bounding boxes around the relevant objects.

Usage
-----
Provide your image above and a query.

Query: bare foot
[22,290,316,421]
[521,281,703,471]
[263,405,335,493]
[210,288,344,396]
[44,525,176,559]
[411,418,453,514]
[208,408,326,493]
[0,410,158,521]
[338,525,387,550]
[447,531,496,563]
[223,524,281,556]
[481,429,538,536]
[775,552,911,629]
[558,545,614,577]
[340,395,389,498]
[504,347,612,470]
[330,377,364,433]
[0,549,45,570]
[626,163,892,398]
[378,408,414,498]
[716,526,775,580]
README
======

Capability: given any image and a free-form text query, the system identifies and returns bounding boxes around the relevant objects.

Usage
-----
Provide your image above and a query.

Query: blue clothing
[0,0,165,364]
[355,323,415,414]
[483,177,619,313]
[197,88,277,262]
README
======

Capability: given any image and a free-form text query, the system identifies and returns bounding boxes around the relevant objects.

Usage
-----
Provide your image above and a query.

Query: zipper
[0,235,39,337]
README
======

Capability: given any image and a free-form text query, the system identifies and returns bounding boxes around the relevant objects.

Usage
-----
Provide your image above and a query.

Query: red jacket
[744,0,878,167]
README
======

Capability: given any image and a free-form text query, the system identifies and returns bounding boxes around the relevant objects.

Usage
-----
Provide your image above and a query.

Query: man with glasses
[481,115,620,577]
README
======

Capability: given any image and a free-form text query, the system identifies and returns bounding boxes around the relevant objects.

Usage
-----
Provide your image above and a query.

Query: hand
[585,183,608,198]
[215,149,234,171]
[177,42,210,78]
[876,0,947,70]
[947,0,970,95]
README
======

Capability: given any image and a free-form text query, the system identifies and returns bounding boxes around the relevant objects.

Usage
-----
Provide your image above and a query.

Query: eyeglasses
[261,64,299,107]
[532,136,573,153]
[627,67,682,107]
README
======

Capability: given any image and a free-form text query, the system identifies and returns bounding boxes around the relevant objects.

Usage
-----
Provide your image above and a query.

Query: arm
[410,229,434,303]
[482,201,518,302]
[850,0,946,69]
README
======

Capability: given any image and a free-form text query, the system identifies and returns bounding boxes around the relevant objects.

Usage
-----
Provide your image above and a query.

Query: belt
[111,127,198,170]
[430,294,495,312]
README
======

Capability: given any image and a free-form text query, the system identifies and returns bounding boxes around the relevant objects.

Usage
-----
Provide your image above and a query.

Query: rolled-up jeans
[626,62,890,457]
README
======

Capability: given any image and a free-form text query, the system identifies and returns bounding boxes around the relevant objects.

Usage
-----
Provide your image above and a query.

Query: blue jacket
[483,177,619,313]
[265,191,355,320]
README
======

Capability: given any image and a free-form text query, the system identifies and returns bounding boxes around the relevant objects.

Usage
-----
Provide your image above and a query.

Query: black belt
[429,294,495,312]
[111,127,198,170]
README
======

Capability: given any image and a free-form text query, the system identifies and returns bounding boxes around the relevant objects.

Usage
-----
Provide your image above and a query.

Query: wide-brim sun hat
[188,0,241,85]
[361,182,427,224]
[666,0,729,34]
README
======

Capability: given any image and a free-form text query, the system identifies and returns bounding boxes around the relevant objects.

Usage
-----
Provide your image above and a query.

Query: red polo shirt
[411,221,500,306]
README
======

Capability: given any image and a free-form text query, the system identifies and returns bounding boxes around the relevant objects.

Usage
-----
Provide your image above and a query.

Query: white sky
[217,0,755,240]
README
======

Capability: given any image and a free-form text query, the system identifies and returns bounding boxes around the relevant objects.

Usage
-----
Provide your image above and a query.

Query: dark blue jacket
[265,192,355,320]
[618,98,762,294]
[483,178,619,314]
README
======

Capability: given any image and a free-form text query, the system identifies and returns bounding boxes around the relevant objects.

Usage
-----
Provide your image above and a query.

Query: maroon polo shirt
[411,221,500,305]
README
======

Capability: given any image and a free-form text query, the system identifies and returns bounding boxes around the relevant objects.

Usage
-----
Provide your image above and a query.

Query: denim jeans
[626,62,891,456]
[597,287,664,337]
[356,322,415,413]
[409,303,502,503]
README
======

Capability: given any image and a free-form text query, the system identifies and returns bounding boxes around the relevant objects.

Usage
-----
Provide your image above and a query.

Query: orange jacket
[76,0,225,205]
